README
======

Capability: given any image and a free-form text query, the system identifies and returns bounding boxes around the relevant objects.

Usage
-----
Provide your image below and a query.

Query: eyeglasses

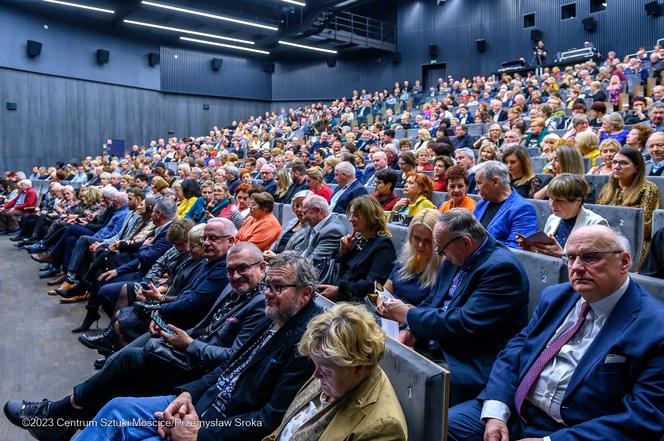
[228,260,262,275]
[203,235,231,243]
[434,236,464,256]
[561,251,622,267]
[259,282,299,294]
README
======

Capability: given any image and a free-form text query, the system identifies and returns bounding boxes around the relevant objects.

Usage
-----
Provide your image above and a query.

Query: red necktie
[514,302,591,421]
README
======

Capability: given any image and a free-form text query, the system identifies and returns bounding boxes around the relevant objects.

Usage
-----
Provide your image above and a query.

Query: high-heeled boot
[71,309,101,334]
[78,325,115,355]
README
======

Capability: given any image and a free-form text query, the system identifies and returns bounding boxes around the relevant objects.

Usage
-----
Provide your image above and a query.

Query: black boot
[71,309,101,333]
[3,399,76,440]
[93,356,108,370]
[78,326,115,355]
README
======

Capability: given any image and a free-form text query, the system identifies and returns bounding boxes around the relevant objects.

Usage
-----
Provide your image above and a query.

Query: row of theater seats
[273,201,664,441]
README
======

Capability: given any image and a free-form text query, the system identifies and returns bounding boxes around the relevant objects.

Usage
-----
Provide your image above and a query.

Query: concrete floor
[0,235,107,440]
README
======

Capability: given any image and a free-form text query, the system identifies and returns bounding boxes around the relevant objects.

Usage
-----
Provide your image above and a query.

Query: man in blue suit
[329,161,368,214]
[448,225,664,440]
[379,209,529,405]
[472,161,537,248]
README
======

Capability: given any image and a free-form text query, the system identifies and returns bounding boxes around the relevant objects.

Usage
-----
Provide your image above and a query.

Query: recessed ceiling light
[42,0,114,14]
[124,20,255,45]
[278,40,337,54]
[142,1,278,31]
[180,37,270,55]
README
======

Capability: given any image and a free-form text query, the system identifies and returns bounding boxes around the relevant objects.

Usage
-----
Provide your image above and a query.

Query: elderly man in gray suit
[300,195,348,283]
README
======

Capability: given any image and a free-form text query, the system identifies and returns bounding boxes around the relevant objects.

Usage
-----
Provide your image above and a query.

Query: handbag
[143,337,199,372]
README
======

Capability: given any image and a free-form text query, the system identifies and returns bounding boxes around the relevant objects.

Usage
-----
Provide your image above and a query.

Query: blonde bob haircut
[298,303,386,367]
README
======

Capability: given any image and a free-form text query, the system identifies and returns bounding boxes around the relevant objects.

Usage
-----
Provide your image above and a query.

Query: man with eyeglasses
[11,251,322,440]
[645,132,664,176]
[448,225,664,441]
[258,164,277,197]
[4,241,270,440]
[379,209,529,405]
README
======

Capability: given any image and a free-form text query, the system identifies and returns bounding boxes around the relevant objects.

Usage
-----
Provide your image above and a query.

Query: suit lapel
[563,281,640,399]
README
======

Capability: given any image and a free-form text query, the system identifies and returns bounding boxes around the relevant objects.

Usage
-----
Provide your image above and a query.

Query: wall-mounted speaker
[645,1,662,16]
[27,40,42,58]
[203,104,210,110]
[148,52,160,67]
[476,38,486,52]
[6,102,17,111]
[530,29,543,41]
[582,17,597,31]
[428,44,439,58]
[96,49,110,64]
[326,57,336,67]
[262,61,275,73]
[392,51,401,63]
[211,58,223,71]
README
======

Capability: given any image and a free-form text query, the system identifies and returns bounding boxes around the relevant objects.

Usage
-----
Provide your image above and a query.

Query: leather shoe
[47,275,67,286]
[39,268,61,279]
[25,243,46,253]
[2,399,76,440]
[57,282,87,298]
[56,281,75,292]
[59,292,90,304]
[78,327,114,355]
[9,235,25,242]
[93,356,108,370]
[31,253,53,263]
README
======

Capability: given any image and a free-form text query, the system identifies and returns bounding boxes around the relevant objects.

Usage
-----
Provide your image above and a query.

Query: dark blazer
[473,190,537,249]
[159,256,229,329]
[331,179,368,214]
[177,299,321,441]
[279,180,309,204]
[489,109,508,122]
[114,225,172,276]
[407,236,529,404]
[184,289,270,370]
[479,279,664,440]
[337,235,396,300]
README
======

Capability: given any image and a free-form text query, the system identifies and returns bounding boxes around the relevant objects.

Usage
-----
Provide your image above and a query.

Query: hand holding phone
[151,311,174,335]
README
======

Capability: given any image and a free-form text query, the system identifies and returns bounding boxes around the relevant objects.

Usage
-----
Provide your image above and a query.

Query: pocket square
[604,354,626,364]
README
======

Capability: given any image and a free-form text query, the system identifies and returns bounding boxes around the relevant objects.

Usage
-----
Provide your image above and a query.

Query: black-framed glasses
[259,282,299,294]
[227,260,262,275]
[561,251,622,267]
[434,236,464,256]
[203,234,231,243]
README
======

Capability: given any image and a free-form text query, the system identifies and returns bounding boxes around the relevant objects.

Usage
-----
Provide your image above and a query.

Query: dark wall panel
[0,6,160,90]
[0,68,269,172]
[161,47,272,101]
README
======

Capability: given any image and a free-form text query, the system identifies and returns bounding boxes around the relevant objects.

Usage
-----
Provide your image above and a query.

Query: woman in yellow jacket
[392,172,436,218]
[175,179,200,219]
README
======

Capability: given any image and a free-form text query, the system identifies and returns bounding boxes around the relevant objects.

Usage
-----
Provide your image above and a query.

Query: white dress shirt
[481,277,630,439]
[329,180,354,212]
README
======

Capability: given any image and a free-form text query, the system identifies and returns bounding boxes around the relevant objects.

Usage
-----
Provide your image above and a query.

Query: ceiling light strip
[124,20,255,45]
[278,40,337,54]
[42,0,114,14]
[142,1,278,31]
[282,0,306,6]
[180,37,270,55]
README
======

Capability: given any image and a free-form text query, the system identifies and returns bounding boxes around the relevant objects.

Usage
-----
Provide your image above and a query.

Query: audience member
[235,191,282,251]
[329,161,368,214]
[438,165,476,213]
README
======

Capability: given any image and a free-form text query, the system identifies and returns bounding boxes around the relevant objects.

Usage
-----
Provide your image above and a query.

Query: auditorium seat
[388,223,409,252]
[653,209,664,238]
[510,248,567,318]
[630,273,664,304]
[647,176,664,206]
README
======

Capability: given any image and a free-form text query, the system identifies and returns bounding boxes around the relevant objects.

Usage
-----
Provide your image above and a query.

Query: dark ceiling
[3,0,398,59]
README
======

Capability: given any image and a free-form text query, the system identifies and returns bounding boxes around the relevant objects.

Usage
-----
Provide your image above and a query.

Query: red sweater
[4,187,37,210]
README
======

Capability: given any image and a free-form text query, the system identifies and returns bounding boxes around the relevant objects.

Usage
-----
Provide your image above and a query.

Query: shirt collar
[461,237,489,271]
[154,220,172,236]
[312,213,333,234]
[588,277,630,319]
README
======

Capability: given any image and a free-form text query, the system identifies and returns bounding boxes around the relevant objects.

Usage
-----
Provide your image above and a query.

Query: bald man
[448,225,664,441]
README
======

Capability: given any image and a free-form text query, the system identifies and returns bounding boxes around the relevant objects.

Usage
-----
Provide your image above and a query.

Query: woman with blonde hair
[588,139,620,175]
[265,303,407,441]
[575,131,601,168]
[383,208,442,306]
[318,195,396,301]
[414,128,432,150]
[275,168,292,202]
[415,146,433,172]
[306,167,332,201]
[533,142,586,200]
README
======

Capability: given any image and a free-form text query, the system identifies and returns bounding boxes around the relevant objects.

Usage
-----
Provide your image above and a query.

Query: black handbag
[142,337,198,372]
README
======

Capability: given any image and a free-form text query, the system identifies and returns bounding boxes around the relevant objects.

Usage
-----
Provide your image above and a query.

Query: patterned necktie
[514,301,591,421]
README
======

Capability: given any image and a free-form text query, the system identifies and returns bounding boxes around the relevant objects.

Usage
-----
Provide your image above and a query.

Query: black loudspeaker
[262,61,275,73]
[27,40,42,58]
[476,39,486,52]
[326,57,336,67]
[148,52,160,67]
[582,17,597,31]
[392,51,401,63]
[530,29,543,41]
[211,58,223,71]
[203,104,210,110]
[646,1,662,16]
[96,49,110,64]
[428,44,438,58]
[7,102,17,111]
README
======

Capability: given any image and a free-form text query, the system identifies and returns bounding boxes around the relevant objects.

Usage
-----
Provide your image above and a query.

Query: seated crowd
[2,42,664,441]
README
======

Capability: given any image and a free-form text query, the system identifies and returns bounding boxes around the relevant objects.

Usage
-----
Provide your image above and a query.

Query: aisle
[0,236,106,440]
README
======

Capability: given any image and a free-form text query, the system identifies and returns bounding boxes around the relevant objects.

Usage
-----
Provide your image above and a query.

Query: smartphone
[151,311,174,335]
[140,281,151,290]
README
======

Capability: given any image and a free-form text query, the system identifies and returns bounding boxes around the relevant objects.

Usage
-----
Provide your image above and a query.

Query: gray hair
[225,165,240,177]
[208,216,238,236]
[603,112,625,131]
[437,208,488,242]
[154,197,177,220]
[269,251,319,289]
[102,186,118,199]
[228,241,263,261]
[293,190,314,202]
[188,223,206,245]
[100,172,111,180]
[471,160,510,187]
[455,147,475,161]
[114,191,129,205]
[335,161,355,176]
[19,179,32,187]
[303,194,330,215]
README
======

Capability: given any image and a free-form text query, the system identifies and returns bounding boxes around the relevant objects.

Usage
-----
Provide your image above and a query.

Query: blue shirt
[389,263,431,306]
